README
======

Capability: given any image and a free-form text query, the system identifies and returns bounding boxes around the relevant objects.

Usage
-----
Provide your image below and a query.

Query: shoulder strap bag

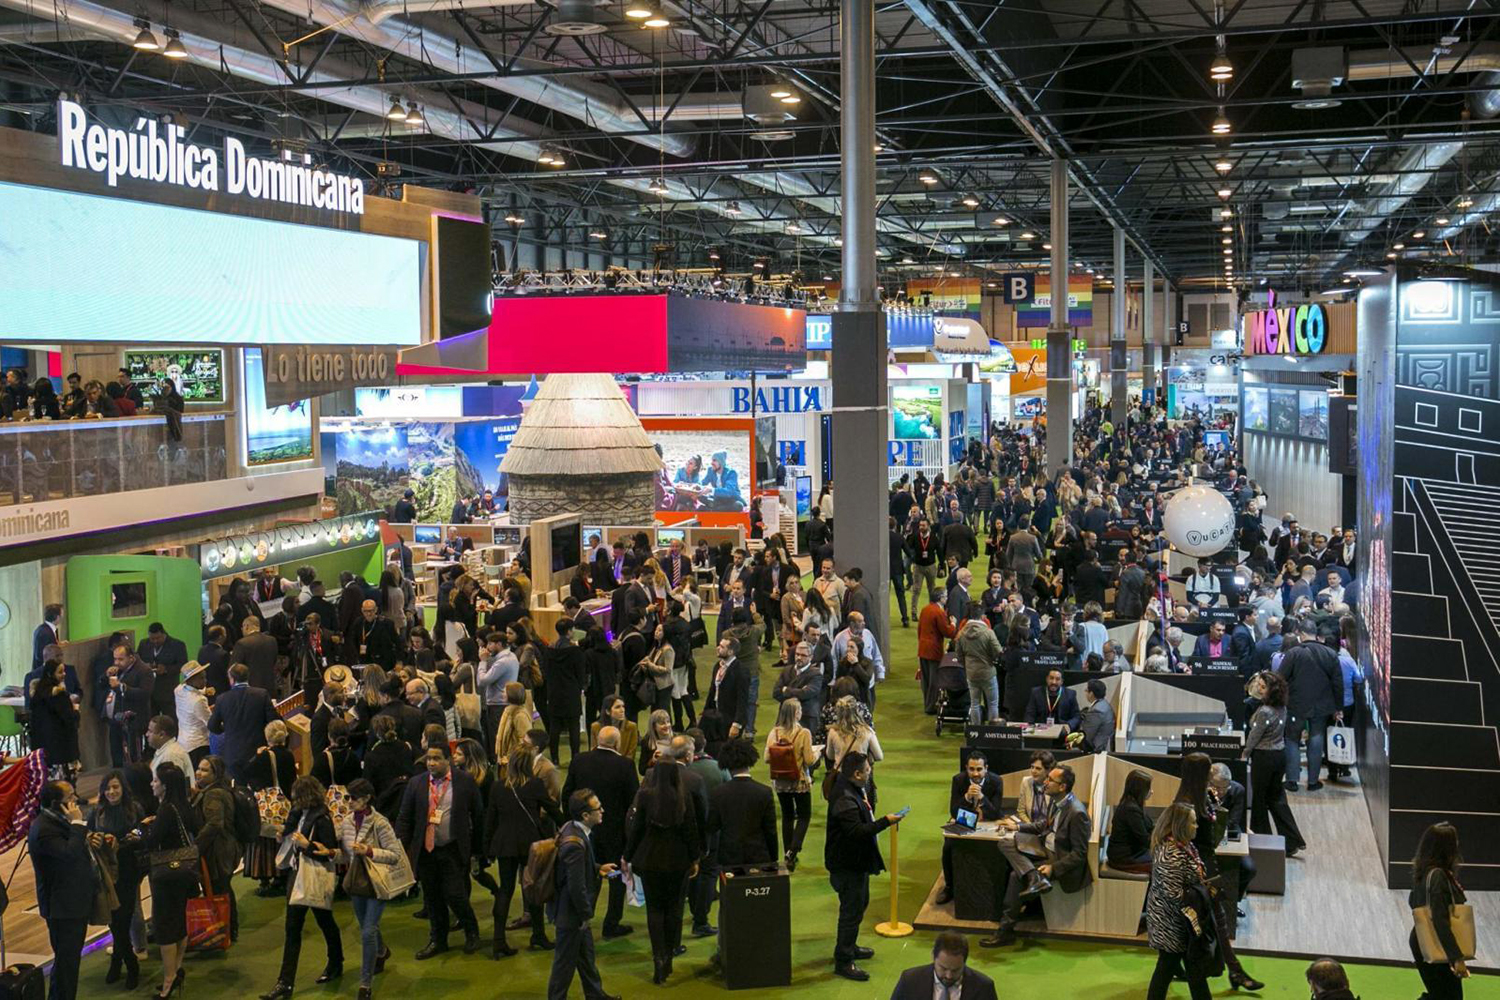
[1413,868,1477,962]
[149,806,200,877]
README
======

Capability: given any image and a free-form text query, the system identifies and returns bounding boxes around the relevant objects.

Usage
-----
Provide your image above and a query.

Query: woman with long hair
[569,562,595,604]
[639,623,676,714]
[486,751,563,956]
[508,621,543,718]
[1106,769,1155,874]
[494,681,533,765]
[139,761,201,999]
[191,755,243,944]
[799,586,838,638]
[87,769,145,989]
[625,758,702,983]
[378,570,406,634]
[763,697,816,871]
[29,376,61,419]
[1175,752,1263,991]
[1410,822,1470,998]
[662,600,696,729]
[339,778,400,1000]
[590,695,640,760]
[640,709,673,774]
[360,714,414,822]
[28,658,79,781]
[452,737,501,896]
[1241,671,1305,854]
[825,694,883,773]
[1145,802,1212,1000]
[814,676,869,746]
[260,776,344,1000]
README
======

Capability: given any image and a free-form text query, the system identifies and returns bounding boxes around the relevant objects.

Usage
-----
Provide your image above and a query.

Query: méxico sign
[1243,291,1326,356]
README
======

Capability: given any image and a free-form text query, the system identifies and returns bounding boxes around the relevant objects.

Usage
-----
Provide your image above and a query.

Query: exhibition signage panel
[1181,732,1243,757]
[261,344,406,406]
[199,510,382,580]
[805,314,833,349]
[1016,275,1094,329]
[1242,291,1327,356]
[965,723,1025,748]
[1002,272,1035,304]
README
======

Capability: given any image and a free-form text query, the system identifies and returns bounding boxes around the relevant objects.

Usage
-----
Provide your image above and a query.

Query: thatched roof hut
[500,373,664,525]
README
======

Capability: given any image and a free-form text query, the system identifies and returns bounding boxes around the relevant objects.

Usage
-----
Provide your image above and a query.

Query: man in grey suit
[889,932,997,1000]
[1004,518,1043,600]
[981,763,1093,947]
[229,617,280,695]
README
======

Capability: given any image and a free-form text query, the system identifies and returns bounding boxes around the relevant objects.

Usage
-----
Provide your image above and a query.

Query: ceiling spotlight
[1211,111,1232,135]
[1223,248,1233,256]
[1457,196,1475,209]
[1345,267,1383,277]
[1222,237,1232,244]
[643,15,670,27]
[589,230,608,239]
[546,150,565,167]
[1214,158,1233,173]
[1221,224,1232,232]
[961,195,980,208]
[537,149,556,165]
[725,200,742,216]
[821,274,833,281]
[1220,208,1234,218]
[648,179,668,195]
[769,85,793,99]
[504,212,524,225]
[708,248,720,260]
[1436,216,1450,225]
[162,29,188,59]
[132,20,160,50]
[1217,187,1232,199]
[1209,52,1234,82]
[386,95,407,120]
[404,103,424,127]
[873,143,884,152]
[992,216,1008,226]
[1043,243,1052,250]
[786,222,804,234]
[752,259,765,269]
[1412,230,1426,239]
[779,93,802,105]
[1393,242,1406,250]
[919,171,940,185]
[624,2,653,16]
[1020,231,1036,239]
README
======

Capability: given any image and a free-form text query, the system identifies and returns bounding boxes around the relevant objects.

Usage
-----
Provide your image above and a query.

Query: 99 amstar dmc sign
[1243,291,1327,356]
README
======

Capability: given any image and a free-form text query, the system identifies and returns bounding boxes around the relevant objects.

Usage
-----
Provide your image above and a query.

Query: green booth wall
[65,554,202,654]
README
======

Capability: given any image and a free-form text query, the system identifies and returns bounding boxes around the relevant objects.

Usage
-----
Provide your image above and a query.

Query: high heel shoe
[1228,970,1265,992]
[157,969,185,999]
[258,981,293,1000]
[375,945,391,974]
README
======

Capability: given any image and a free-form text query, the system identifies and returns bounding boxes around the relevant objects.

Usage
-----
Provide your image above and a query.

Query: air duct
[545,0,606,36]
[1296,42,1500,118]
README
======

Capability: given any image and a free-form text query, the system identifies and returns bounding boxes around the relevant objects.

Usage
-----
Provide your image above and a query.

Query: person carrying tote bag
[339,778,406,1000]
[260,776,345,1000]
[1409,821,1473,999]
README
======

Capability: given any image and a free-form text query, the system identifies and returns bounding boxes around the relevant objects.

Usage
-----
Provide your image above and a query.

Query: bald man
[346,598,401,669]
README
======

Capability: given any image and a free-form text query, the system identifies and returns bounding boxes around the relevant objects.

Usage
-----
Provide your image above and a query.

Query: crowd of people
[21,396,1472,1000]
[1,366,184,421]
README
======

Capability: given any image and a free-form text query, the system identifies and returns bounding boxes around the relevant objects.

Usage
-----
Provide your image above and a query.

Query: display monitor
[1299,389,1329,440]
[795,475,813,518]
[550,522,582,572]
[1269,388,1299,435]
[412,524,442,545]
[123,349,224,402]
[243,348,313,465]
[1243,386,1269,431]
[656,528,687,545]
[582,526,605,547]
[494,525,523,546]
[892,385,942,439]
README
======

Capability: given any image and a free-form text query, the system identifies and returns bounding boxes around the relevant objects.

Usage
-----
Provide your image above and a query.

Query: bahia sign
[1242,290,1326,356]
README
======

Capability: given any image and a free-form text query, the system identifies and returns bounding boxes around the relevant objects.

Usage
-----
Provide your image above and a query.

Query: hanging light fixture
[1436,216,1451,225]
[918,170,939,185]
[546,148,565,167]
[725,200,742,216]
[624,2,653,17]
[1214,157,1232,174]
[1222,237,1232,245]
[386,95,407,120]
[537,148,556,165]
[769,84,793,99]
[404,103,424,127]
[961,195,980,208]
[162,29,188,59]
[132,19,160,50]
[779,93,801,105]
[1209,51,1233,81]
[1211,111,1232,135]
[590,229,608,239]
[648,178,668,195]
[643,14,670,27]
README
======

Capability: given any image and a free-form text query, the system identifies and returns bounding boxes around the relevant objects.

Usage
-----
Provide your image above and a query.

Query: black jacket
[1278,640,1343,719]
[561,748,638,863]
[1022,686,1082,730]
[486,776,563,860]
[196,642,231,693]
[1216,779,1248,836]
[376,701,424,747]
[708,775,778,868]
[396,768,485,866]
[361,738,416,819]
[1106,799,1154,866]
[345,617,401,670]
[137,636,189,713]
[28,808,97,921]
[704,658,752,731]
[889,964,998,1000]
[551,820,600,930]
[625,785,703,873]
[207,684,278,777]
[230,632,280,695]
[824,774,891,875]
[948,771,1004,821]
[543,640,587,717]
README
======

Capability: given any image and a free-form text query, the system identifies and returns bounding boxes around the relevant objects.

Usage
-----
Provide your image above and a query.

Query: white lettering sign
[58,99,364,215]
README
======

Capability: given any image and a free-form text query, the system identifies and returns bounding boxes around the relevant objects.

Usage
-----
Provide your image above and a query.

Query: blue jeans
[746,671,761,734]
[350,895,386,986]
[968,674,1000,724]
[1284,714,1328,786]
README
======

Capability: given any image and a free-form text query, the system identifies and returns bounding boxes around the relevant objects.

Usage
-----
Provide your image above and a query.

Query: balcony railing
[0,413,229,505]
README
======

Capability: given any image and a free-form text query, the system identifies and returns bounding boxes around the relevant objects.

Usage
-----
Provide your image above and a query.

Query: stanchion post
[874,822,913,937]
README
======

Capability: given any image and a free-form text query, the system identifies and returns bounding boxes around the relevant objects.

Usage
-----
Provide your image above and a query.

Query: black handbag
[342,854,375,898]
[149,808,199,877]
[687,617,709,649]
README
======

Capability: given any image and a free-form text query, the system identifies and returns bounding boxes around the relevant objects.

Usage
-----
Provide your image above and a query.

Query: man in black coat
[102,641,153,766]
[346,599,401,669]
[196,626,232,694]
[1073,550,1108,607]
[562,726,639,938]
[823,752,903,982]
[405,677,447,733]
[229,617,280,695]
[207,664,279,782]
[31,603,62,673]
[1278,620,1344,790]
[936,751,1005,905]
[396,744,484,958]
[703,636,752,739]
[547,790,622,1000]
[889,932,998,1000]
[391,489,417,524]
[707,738,777,869]
[29,781,98,1000]
[543,621,587,764]
[137,621,190,721]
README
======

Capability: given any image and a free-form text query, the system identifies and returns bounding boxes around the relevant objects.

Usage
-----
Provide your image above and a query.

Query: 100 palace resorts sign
[57,99,365,215]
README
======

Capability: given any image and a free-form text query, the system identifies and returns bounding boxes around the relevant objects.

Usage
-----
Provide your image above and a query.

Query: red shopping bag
[186,861,231,951]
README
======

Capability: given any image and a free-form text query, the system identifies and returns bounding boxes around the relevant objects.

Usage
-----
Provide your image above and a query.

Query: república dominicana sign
[57,99,366,215]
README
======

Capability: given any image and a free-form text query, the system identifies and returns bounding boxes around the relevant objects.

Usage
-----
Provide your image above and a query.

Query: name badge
[359,644,367,656]
[429,808,443,826]
[1046,716,1055,726]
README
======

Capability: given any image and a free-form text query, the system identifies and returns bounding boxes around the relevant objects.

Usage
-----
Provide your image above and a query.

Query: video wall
[322,417,519,521]
[243,348,313,465]
[651,427,753,513]
[1243,383,1329,441]
[124,349,224,403]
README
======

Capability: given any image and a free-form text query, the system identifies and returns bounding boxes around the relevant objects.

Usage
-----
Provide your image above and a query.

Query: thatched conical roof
[499,373,664,477]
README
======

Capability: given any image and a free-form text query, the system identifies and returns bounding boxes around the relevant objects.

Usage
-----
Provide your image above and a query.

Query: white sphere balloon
[1162,485,1236,557]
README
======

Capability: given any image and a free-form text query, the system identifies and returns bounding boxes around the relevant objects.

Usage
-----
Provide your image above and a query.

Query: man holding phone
[824,752,905,982]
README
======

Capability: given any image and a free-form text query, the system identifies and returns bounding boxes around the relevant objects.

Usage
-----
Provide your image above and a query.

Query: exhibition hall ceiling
[3,0,1500,288]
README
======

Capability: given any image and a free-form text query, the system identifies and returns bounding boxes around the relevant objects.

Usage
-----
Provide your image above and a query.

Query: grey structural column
[1110,226,1128,427]
[831,0,890,660]
[1162,282,1176,402]
[1045,158,1073,475]
[1141,257,1156,404]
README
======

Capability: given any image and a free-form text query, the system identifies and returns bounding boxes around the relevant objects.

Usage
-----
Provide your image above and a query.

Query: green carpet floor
[89,567,1449,999]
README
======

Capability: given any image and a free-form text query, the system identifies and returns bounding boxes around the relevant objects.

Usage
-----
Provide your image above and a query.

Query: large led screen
[124,348,224,403]
[0,181,424,345]
[244,348,313,465]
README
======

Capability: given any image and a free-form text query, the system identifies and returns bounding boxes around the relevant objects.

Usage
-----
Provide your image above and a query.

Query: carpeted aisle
[83,563,1431,998]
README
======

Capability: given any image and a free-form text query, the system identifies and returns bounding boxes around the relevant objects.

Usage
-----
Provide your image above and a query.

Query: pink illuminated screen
[487,295,669,373]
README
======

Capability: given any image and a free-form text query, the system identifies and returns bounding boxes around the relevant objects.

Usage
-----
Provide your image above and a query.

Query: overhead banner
[199,510,381,580]
[1015,275,1094,329]
[261,344,405,407]
[1242,291,1328,356]
[906,277,982,318]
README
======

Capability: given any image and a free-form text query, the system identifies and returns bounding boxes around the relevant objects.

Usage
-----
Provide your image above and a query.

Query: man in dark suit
[296,582,338,628]
[264,595,300,658]
[405,677,447,733]
[661,539,692,592]
[981,763,1093,947]
[1021,669,1082,734]
[889,932,998,1000]
[196,626,232,694]
[137,621,189,721]
[207,664,278,781]
[703,636,752,740]
[608,568,649,640]
[29,781,97,1000]
[1278,620,1344,790]
[824,752,903,982]
[547,789,622,1000]
[1249,617,1284,675]
[396,744,484,958]
[1210,762,1258,904]
[102,641,153,766]
[562,726,639,938]
[377,688,424,746]
[1113,551,1151,619]
[936,751,1005,905]
[346,600,401,669]
[229,617,280,695]
[32,603,62,673]
[714,578,753,644]
[606,542,636,592]
[543,621,587,765]
[707,738,777,869]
